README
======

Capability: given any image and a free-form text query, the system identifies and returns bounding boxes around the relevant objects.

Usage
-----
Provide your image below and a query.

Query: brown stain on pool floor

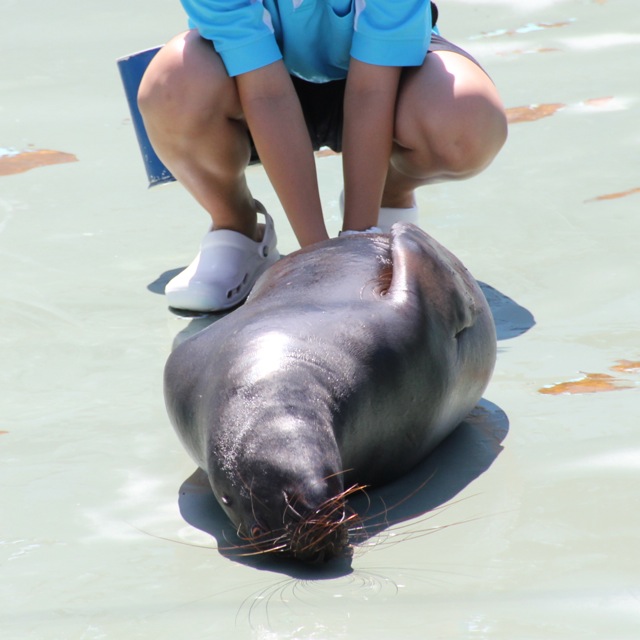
[610,360,640,374]
[496,47,562,57]
[506,103,565,123]
[0,149,78,176]
[540,360,639,395]
[507,96,622,125]
[539,373,632,395]
[585,187,640,203]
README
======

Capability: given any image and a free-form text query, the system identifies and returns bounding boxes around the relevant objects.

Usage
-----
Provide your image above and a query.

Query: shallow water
[2,1,639,638]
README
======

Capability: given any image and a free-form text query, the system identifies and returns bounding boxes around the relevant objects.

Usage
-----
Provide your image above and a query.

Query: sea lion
[164,223,496,563]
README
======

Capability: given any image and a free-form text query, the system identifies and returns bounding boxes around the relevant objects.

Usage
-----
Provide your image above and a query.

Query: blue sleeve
[179,0,282,76]
[351,0,432,67]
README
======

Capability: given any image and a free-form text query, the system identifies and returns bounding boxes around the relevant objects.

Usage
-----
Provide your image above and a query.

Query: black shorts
[248,30,485,163]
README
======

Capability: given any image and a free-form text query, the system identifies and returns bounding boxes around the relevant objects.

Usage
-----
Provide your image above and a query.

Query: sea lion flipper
[386,223,484,336]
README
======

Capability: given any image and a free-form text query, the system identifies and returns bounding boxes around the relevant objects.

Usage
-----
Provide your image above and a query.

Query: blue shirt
[179,0,435,82]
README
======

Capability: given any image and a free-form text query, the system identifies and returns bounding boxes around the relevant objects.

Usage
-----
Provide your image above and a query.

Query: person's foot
[165,203,279,312]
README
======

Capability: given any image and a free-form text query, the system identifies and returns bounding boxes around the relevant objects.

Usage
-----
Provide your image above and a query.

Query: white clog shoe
[165,203,279,312]
[338,190,419,232]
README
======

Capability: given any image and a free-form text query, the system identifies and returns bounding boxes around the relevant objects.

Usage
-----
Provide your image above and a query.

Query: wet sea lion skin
[164,223,496,561]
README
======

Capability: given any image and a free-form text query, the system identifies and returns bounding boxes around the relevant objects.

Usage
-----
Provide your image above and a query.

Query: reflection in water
[234,559,498,637]
[471,20,575,39]
[236,563,484,637]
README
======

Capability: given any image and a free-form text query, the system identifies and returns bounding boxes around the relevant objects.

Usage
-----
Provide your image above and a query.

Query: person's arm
[341,58,402,231]
[236,61,329,247]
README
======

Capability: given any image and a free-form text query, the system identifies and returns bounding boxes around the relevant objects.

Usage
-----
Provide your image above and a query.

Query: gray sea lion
[164,223,496,563]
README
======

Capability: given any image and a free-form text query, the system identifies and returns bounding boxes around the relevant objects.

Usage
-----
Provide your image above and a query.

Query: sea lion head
[208,417,354,564]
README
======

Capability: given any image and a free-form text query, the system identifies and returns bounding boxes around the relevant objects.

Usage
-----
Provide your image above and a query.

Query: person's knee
[137,40,183,124]
[395,74,508,181]
[443,118,506,177]
[137,71,165,124]
[137,32,236,134]
[425,103,507,178]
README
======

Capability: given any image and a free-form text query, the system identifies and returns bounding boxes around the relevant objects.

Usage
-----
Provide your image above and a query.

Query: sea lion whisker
[320,468,355,482]
[350,472,461,533]
[293,512,351,538]
[311,500,345,523]
[359,471,439,523]
[236,526,284,546]
[321,484,363,506]
[283,491,305,523]
[309,483,366,519]
[352,500,491,553]
[127,523,215,549]
[364,517,479,550]
[218,528,291,555]
[296,531,351,561]
[343,482,369,498]
[358,493,482,533]
[217,526,249,550]
[247,480,263,526]
[216,533,280,552]
[235,542,290,557]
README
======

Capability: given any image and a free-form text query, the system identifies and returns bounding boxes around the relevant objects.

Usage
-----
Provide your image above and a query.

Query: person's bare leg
[383,51,508,209]
[137,31,285,312]
[138,30,259,240]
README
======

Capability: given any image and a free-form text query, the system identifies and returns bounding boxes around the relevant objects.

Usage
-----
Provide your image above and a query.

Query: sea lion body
[164,223,496,562]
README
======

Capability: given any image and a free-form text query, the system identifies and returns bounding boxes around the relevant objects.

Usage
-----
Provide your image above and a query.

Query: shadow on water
[177,396,508,578]
[147,267,183,294]
[349,397,508,540]
[478,281,535,341]
[159,274,532,575]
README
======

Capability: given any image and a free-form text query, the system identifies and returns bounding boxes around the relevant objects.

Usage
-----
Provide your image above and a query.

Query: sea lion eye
[221,495,232,506]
